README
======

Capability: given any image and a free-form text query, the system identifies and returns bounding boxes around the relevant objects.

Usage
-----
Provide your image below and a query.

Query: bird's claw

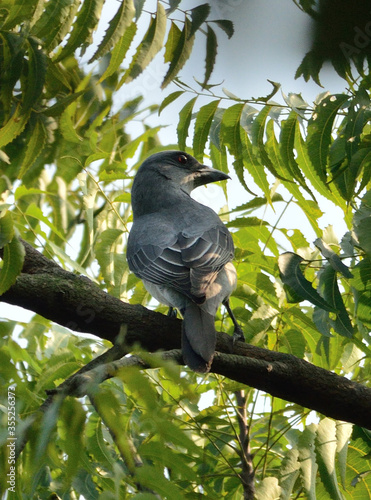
[167,307,178,318]
[232,325,245,345]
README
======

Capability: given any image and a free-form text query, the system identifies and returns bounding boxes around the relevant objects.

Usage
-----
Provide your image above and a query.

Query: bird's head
[135,150,230,194]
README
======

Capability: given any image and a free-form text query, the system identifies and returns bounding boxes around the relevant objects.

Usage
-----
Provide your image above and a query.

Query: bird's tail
[182,302,216,373]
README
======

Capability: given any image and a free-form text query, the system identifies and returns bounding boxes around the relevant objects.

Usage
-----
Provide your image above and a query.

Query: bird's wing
[127,222,234,303]
[178,224,234,300]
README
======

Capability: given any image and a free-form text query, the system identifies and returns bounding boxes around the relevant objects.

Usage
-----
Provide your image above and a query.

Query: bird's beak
[193,164,230,187]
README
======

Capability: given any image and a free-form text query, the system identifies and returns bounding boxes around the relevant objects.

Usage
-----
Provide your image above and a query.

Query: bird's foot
[232,325,245,345]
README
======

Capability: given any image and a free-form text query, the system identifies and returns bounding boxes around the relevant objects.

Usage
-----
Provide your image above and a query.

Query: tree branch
[2,240,371,429]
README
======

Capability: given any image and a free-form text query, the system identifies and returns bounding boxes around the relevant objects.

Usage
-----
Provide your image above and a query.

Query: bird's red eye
[178,154,188,164]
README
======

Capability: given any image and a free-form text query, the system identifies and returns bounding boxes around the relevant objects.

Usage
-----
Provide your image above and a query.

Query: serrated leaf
[59,103,82,143]
[1,0,37,30]
[166,0,181,14]
[203,25,217,87]
[177,96,197,150]
[88,0,135,63]
[192,99,219,161]
[280,111,315,199]
[307,94,349,183]
[314,238,353,278]
[55,0,105,62]
[294,120,332,199]
[298,424,318,500]
[211,19,234,39]
[279,448,300,500]
[336,421,353,488]
[95,229,124,286]
[0,211,14,249]
[351,258,371,329]
[240,128,270,200]
[319,264,354,337]
[162,16,195,89]
[22,36,47,111]
[25,203,66,240]
[99,21,137,83]
[43,90,85,117]
[119,2,166,86]
[189,3,210,38]
[32,0,80,51]
[278,252,336,311]
[0,104,31,149]
[221,103,256,196]
[316,418,343,500]
[18,115,47,178]
[0,236,25,295]
[158,90,184,115]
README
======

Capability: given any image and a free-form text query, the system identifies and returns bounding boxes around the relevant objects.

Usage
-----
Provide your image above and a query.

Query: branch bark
[1,240,371,429]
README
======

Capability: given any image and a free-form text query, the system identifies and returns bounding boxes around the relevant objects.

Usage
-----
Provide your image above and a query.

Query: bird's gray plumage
[127,150,240,372]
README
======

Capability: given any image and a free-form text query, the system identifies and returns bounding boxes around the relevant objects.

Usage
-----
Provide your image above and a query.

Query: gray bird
[126,150,243,372]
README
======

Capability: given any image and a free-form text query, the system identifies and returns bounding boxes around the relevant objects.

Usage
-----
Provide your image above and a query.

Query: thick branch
[1,240,371,429]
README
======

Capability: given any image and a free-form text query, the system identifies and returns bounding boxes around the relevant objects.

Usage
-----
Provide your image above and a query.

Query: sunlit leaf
[193,99,219,161]
[162,16,195,88]
[55,0,105,61]
[278,252,336,311]
[177,96,197,150]
[88,0,135,63]
[0,236,25,295]
[119,2,167,85]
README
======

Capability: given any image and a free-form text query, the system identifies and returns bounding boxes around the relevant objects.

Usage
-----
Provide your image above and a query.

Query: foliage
[0,0,370,498]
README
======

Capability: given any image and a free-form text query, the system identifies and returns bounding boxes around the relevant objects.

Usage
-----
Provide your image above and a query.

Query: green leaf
[0,210,14,248]
[211,19,234,39]
[278,252,336,312]
[294,120,332,199]
[43,90,85,117]
[351,258,371,329]
[280,111,315,199]
[240,128,270,200]
[336,421,353,488]
[298,424,318,500]
[1,0,38,29]
[0,104,31,149]
[25,203,66,240]
[192,99,219,161]
[319,265,354,337]
[203,25,217,87]
[22,36,47,111]
[18,115,47,178]
[99,21,137,82]
[162,16,195,89]
[164,21,181,63]
[307,94,349,183]
[32,0,80,51]
[255,477,282,500]
[279,448,300,500]
[88,0,135,63]
[177,96,197,150]
[0,236,25,295]
[158,90,184,115]
[60,399,86,482]
[316,418,343,500]
[221,102,256,196]
[55,0,105,62]
[95,229,124,286]
[314,238,353,278]
[119,2,166,85]
[189,4,210,38]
